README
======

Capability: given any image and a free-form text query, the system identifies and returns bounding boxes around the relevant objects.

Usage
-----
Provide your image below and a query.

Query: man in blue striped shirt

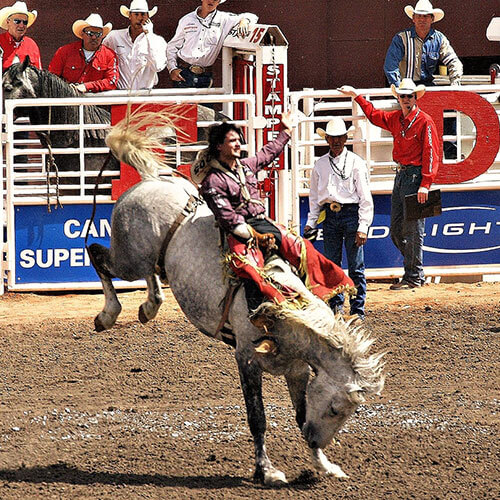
[384,0,462,87]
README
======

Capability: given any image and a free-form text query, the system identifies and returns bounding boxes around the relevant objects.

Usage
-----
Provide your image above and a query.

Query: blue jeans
[323,205,367,317]
[391,166,425,285]
[173,68,213,89]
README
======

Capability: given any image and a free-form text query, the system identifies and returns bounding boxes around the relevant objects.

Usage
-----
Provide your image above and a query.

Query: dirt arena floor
[0,281,499,499]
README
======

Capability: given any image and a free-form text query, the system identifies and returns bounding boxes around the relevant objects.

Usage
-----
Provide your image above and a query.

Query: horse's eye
[4,84,13,92]
[328,406,338,417]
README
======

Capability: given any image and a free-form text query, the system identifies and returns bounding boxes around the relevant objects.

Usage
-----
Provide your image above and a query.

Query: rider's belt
[395,163,421,173]
[325,202,358,213]
[178,58,213,75]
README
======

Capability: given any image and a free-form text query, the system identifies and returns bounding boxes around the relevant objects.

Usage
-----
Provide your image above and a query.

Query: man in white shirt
[304,118,374,322]
[103,0,167,90]
[167,0,258,88]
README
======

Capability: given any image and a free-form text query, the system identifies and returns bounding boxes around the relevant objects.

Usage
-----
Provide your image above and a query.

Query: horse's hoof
[94,316,106,332]
[264,468,288,486]
[138,305,149,324]
[322,463,349,479]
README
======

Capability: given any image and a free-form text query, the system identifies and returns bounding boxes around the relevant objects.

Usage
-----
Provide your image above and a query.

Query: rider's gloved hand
[250,227,277,252]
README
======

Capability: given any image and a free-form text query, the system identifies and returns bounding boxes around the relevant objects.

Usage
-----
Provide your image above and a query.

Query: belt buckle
[189,65,204,75]
[330,201,342,213]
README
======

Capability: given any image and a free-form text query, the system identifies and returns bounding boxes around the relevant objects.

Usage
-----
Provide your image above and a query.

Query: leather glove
[250,227,277,252]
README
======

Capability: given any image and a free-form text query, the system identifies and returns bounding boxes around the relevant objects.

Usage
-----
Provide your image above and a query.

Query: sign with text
[300,190,500,270]
[14,204,113,284]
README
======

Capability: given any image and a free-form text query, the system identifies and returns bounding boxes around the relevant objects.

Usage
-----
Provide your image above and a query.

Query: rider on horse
[191,112,355,312]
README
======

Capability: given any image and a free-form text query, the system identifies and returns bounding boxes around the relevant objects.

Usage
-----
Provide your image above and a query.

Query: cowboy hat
[316,117,354,139]
[120,0,158,18]
[0,1,37,30]
[404,0,444,23]
[391,78,426,99]
[72,13,112,39]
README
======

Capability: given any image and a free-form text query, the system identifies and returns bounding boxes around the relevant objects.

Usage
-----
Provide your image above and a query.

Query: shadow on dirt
[0,463,247,489]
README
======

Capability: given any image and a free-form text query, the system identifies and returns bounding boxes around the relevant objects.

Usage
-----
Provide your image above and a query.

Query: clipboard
[404,189,442,221]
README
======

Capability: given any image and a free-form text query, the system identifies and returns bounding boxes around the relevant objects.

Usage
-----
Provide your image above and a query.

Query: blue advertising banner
[300,190,500,269]
[15,203,113,284]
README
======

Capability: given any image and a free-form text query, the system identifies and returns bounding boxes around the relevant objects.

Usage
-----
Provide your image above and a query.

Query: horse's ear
[20,55,31,72]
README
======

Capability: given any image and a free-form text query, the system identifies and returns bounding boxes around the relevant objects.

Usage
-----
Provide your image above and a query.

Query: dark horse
[2,56,118,194]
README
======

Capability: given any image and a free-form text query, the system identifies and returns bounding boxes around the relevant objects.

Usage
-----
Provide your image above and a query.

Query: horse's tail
[105,105,183,180]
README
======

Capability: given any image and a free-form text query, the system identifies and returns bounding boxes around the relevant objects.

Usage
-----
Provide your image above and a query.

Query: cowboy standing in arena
[384,0,462,87]
[191,112,354,310]
[103,0,167,90]
[339,79,439,290]
[167,0,258,88]
[49,14,119,93]
[0,1,40,69]
[304,118,373,321]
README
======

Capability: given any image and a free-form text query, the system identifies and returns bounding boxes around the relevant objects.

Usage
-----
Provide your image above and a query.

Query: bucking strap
[214,283,241,339]
[155,194,198,283]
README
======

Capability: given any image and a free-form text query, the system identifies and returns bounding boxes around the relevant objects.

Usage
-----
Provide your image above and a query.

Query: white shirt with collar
[166,8,258,72]
[103,28,167,90]
[306,148,374,234]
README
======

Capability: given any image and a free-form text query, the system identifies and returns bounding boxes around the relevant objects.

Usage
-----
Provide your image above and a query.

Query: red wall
[1,0,498,90]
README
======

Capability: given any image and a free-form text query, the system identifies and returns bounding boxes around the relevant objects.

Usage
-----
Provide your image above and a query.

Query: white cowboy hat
[391,78,426,99]
[72,13,112,39]
[120,0,158,18]
[0,1,37,30]
[316,117,354,139]
[404,0,444,23]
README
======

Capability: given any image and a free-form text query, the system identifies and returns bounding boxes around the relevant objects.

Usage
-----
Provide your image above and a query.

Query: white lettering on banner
[264,104,283,116]
[64,219,111,239]
[266,65,281,76]
[469,222,491,235]
[442,223,465,236]
[368,226,390,239]
[266,130,280,141]
[265,92,281,102]
[19,248,91,268]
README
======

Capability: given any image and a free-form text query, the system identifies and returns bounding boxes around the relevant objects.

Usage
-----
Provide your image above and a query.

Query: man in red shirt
[49,13,119,93]
[339,79,440,289]
[0,1,41,69]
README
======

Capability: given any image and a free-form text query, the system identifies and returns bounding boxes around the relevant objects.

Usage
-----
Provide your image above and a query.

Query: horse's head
[303,370,366,449]
[2,56,37,101]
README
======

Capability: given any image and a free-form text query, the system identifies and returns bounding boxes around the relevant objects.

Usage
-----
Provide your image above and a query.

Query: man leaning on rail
[167,0,258,88]
[49,14,119,93]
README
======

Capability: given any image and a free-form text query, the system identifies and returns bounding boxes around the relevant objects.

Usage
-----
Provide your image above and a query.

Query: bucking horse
[87,110,386,485]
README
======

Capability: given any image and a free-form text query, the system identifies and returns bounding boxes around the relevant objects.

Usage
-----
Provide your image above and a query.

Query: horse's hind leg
[236,351,287,486]
[138,274,164,324]
[88,243,122,331]
[285,365,348,478]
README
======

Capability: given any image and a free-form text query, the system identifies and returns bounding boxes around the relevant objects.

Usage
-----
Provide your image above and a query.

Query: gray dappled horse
[88,113,385,485]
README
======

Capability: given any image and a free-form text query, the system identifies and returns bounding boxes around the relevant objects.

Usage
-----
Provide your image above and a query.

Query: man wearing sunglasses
[339,79,440,290]
[0,1,41,70]
[49,13,119,93]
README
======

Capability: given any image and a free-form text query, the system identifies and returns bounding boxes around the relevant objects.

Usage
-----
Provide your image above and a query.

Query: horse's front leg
[138,274,164,324]
[236,351,287,486]
[285,365,348,479]
[309,448,348,479]
[88,244,122,331]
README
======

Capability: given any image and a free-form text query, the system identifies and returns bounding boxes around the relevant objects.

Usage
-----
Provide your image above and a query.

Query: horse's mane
[31,66,110,128]
[254,298,386,396]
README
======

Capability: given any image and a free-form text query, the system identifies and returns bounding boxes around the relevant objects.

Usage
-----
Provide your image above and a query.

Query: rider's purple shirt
[200,130,290,233]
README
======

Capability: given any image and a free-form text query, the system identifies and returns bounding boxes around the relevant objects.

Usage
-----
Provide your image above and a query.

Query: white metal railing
[288,84,500,229]
[1,92,258,294]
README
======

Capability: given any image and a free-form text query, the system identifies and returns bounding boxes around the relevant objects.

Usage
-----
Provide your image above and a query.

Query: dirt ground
[0,281,499,499]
